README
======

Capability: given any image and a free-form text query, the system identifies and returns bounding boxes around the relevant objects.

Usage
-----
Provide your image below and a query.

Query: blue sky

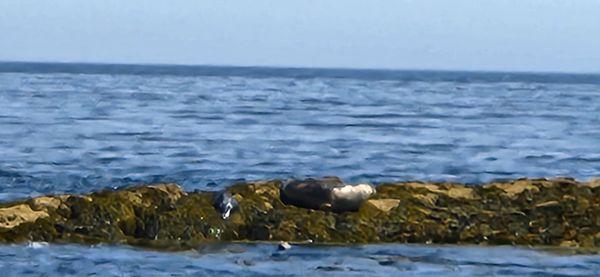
[1,0,599,73]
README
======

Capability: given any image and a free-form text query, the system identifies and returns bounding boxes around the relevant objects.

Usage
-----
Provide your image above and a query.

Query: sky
[0,0,599,73]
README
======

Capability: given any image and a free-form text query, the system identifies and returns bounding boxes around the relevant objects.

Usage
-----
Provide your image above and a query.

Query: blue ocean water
[0,63,599,275]
[1,243,599,276]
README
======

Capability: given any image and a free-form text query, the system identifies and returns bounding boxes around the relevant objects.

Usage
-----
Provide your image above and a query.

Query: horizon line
[1,60,600,83]
[3,59,600,75]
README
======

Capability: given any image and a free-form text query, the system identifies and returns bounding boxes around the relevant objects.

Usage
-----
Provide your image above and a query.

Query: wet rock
[560,240,578,248]
[365,199,401,213]
[535,200,562,212]
[0,204,49,229]
[0,177,597,251]
[404,182,476,199]
[28,196,68,211]
[486,180,540,198]
[586,178,600,188]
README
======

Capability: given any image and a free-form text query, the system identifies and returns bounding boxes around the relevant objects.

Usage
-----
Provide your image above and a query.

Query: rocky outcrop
[0,204,49,229]
[0,178,598,251]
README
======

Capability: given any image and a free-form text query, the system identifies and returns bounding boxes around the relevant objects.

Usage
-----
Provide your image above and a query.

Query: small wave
[27,242,49,249]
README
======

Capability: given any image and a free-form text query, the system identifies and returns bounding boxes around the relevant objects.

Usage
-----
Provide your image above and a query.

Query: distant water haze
[1,0,599,73]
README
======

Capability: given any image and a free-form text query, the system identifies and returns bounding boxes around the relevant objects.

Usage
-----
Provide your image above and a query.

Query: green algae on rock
[0,178,598,251]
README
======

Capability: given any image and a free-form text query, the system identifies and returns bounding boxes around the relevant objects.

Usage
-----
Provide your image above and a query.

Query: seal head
[330,183,376,212]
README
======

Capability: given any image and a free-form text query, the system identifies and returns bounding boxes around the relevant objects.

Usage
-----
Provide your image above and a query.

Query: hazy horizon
[1,0,600,74]
[3,60,600,77]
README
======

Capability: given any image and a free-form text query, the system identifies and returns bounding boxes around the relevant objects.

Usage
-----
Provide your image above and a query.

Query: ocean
[0,62,599,275]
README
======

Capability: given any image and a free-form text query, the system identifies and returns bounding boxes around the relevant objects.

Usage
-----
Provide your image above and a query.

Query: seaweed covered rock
[0,204,49,229]
[0,177,598,251]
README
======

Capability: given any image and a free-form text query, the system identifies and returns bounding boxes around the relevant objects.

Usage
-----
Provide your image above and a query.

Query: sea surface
[0,62,599,275]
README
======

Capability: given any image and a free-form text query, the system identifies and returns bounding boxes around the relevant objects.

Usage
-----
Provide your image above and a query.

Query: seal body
[280,177,375,212]
[213,191,238,219]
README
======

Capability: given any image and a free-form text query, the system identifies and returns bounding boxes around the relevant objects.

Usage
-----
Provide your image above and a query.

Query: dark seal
[280,177,375,212]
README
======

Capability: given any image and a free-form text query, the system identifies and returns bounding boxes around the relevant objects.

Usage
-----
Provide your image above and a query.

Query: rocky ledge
[1,178,599,251]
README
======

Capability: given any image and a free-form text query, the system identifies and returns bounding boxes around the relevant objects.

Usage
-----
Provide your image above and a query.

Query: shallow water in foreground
[1,243,598,276]
[1,65,600,275]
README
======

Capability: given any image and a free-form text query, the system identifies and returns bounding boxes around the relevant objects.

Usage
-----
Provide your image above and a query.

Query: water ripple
[0,72,598,199]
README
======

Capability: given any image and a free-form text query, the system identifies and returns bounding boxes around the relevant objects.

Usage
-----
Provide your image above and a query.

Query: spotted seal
[213,191,238,219]
[280,177,375,212]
